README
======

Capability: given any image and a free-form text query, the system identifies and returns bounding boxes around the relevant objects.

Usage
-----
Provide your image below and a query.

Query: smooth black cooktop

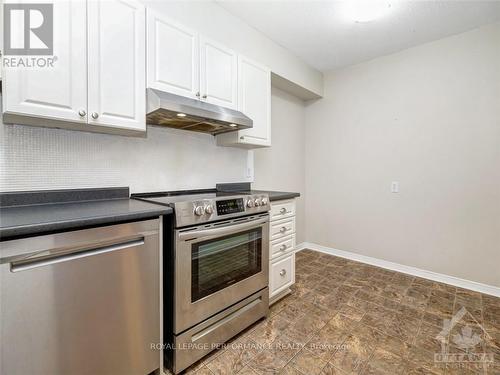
[131,189,250,206]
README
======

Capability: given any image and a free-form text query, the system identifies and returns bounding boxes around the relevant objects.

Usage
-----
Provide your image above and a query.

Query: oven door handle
[178,217,268,241]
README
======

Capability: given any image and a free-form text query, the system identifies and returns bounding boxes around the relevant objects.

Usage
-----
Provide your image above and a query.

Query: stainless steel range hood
[146,89,252,135]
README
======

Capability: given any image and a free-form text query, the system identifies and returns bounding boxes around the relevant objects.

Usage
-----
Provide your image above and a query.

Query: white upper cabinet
[2,1,87,125]
[145,14,270,148]
[200,37,238,110]
[87,0,146,131]
[237,56,271,146]
[2,0,146,135]
[147,11,199,99]
[217,56,271,148]
[146,18,238,110]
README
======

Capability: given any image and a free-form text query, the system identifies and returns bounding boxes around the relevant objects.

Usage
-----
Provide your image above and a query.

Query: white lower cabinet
[270,254,295,297]
[270,217,296,241]
[270,235,295,259]
[269,199,297,303]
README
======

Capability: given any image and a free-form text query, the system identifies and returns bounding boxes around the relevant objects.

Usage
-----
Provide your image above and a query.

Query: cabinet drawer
[270,217,295,241]
[270,200,296,221]
[270,254,295,297]
[271,234,295,259]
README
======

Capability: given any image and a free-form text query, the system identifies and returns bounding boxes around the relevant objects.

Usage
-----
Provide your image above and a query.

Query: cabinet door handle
[280,244,287,251]
[196,92,200,97]
[91,112,99,120]
[78,109,86,117]
[280,208,287,214]
[279,269,287,277]
[279,227,287,233]
[202,94,207,99]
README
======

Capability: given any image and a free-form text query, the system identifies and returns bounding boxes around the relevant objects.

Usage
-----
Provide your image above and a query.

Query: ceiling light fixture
[343,1,392,23]
[229,123,237,127]
[176,113,186,117]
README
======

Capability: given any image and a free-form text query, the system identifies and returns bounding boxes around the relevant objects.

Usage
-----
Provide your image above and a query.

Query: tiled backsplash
[0,123,250,193]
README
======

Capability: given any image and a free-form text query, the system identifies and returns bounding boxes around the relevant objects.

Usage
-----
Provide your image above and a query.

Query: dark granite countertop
[0,185,298,240]
[216,183,300,201]
[0,188,172,241]
[248,190,300,201]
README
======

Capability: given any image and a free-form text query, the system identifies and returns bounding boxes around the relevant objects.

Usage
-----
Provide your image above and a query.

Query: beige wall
[304,23,500,287]
[254,87,306,243]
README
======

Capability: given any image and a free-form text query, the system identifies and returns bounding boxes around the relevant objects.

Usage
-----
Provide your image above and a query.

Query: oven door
[174,214,269,334]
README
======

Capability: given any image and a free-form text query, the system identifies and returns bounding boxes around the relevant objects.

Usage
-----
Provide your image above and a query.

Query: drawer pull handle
[280,244,287,251]
[191,297,261,342]
[279,269,287,277]
[279,227,287,233]
[280,208,287,214]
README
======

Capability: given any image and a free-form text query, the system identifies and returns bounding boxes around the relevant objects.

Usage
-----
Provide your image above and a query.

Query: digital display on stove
[216,198,244,215]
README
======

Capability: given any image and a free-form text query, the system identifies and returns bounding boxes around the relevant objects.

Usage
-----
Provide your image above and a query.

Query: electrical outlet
[391,181,399,193]
[246,151,254,180]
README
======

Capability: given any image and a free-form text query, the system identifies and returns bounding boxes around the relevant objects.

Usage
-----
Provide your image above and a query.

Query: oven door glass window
[191,228,262,302]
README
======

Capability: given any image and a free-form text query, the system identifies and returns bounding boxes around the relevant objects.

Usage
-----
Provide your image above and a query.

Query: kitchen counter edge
[251,190,300,202]
[0,188,173,241]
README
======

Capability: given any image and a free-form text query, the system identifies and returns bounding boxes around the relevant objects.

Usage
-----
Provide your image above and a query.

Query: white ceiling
[216,1,500,72]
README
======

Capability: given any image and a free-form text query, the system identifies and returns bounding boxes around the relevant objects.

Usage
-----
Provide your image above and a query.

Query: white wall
[304,23,500,287]
[143,0,323,97]
[0,123,249,193]
[254,87,306,242]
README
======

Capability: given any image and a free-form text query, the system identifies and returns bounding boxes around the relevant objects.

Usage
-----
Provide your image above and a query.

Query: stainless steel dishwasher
[0,219,161,375]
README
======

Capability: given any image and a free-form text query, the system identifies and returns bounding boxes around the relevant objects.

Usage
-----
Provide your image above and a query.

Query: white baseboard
[296,242,500,298]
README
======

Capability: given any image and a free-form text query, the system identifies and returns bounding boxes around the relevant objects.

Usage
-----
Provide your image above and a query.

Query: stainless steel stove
[133,190,270,227]
[132,190,270,374]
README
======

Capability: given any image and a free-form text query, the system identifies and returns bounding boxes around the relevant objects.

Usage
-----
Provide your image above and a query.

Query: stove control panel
[216,198,244,215]
[183,194,269,227]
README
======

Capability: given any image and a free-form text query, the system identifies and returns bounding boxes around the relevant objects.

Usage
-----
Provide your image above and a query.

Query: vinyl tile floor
[181,249,500,374]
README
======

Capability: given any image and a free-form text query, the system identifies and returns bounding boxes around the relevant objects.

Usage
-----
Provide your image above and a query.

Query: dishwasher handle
[10,238,145,273]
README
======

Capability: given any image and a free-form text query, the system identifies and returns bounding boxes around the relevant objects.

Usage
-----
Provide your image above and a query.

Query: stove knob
[205,205,214,214]
[255,198,262,206]
[262,197,269,205]
[194,206,205,216]
[247,199,255,208]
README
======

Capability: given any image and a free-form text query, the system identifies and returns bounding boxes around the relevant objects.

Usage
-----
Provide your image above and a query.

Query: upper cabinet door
[2,1,87,124]
[237,56,271,147]
[87,0,146,132]
[146,11,200,99]
[200,37,237,110]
